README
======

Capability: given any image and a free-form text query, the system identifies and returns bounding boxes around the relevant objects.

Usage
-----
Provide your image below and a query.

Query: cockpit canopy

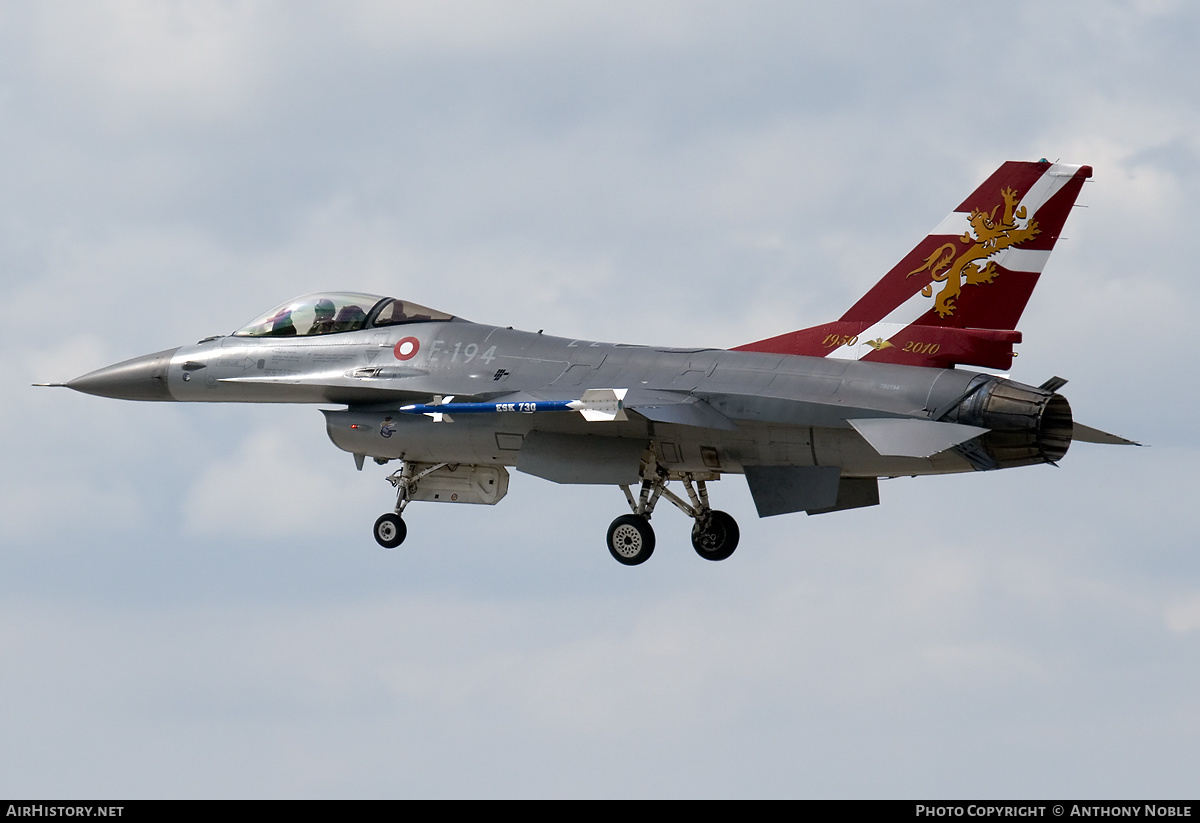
[233,293,458,338]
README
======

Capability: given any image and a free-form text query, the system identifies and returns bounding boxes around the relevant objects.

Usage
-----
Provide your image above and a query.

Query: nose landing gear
[370,460,450,549]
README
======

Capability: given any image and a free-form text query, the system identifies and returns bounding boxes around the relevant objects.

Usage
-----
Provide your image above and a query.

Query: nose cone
[66,348,180,401]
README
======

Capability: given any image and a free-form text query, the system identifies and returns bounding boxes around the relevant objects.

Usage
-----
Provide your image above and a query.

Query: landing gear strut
[371,460,449,549]
[607,454,740,566]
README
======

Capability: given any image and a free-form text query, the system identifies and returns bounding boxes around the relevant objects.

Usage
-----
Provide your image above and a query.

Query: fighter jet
[47,159,1136,565]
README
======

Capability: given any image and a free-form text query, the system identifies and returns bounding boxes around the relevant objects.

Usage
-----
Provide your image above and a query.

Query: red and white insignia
[393,337,420,360]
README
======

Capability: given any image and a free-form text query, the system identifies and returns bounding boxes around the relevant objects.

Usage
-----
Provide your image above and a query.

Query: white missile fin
[574,388,629,422]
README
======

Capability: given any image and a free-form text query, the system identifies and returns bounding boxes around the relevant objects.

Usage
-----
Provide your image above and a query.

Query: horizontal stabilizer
[849,418,989,458]
[1072,423,1142,446]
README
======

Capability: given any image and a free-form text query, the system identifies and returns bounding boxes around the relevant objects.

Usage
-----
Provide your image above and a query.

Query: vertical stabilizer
[734,160,1093,369]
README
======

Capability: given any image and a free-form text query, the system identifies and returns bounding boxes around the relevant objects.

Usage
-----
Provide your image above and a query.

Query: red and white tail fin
[734,160,1093,370]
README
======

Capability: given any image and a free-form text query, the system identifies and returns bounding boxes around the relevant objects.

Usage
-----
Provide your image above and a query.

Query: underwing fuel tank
[945,376,1074,470]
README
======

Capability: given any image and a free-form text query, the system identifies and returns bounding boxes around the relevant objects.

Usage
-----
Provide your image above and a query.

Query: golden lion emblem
[908,186,1040,317]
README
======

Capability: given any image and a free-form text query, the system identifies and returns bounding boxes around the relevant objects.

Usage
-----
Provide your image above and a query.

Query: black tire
[606,514,655,566]
[373,513,407,549]
[691,510,739,561]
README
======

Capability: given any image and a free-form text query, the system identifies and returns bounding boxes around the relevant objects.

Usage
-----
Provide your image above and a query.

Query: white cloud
[0,476,145,543]
[1166,595,1200,634]
[183,427,363,537]
[29,0,264,123]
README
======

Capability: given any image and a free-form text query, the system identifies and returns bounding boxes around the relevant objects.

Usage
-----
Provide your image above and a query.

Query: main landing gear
[371,461,449,549]
[607,514,656,566]
[606,459,740,566]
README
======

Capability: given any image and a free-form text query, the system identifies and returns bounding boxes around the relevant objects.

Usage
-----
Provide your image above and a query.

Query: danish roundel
[393,337,420,360]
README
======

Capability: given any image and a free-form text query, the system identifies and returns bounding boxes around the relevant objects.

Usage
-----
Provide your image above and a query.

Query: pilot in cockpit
[266,307,296,336]
[309,299,337,335]
[334,304,367,332]
[232,293,456,339]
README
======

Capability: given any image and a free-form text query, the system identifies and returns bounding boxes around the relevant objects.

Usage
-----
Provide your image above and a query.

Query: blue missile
[399,388,627,423]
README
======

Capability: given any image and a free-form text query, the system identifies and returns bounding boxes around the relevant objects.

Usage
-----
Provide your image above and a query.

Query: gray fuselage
[104,318,1061,481]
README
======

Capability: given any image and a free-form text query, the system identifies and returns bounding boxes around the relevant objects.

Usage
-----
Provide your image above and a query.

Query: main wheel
[606,514,655,566]
[373,513,407,549]
[691,510,739,561]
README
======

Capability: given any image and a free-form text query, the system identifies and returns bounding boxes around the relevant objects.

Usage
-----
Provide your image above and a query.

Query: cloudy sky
[2,0,1198,798]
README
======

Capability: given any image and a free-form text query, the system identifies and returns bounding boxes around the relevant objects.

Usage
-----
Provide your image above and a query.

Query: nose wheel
[373,513,407,548]
[370,460,451,549]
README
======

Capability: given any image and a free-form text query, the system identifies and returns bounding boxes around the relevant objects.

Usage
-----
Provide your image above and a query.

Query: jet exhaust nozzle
[946,376,1073,469]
